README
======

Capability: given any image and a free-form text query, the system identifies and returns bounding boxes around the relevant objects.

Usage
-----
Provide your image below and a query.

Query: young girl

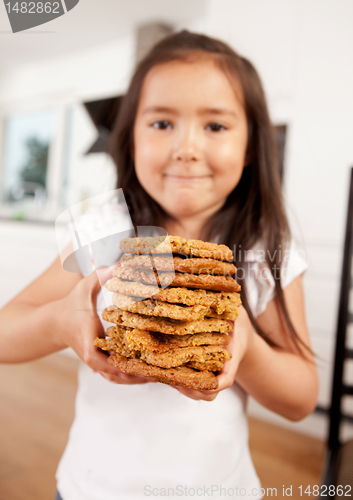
[0,30,318,500]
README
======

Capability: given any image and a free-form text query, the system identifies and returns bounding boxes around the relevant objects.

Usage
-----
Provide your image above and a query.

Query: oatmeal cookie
[121,254,236,275]
[112,266,160,286]
[102,307,232,335]
[104,325,231,352]
[186,359,224,371]
[107,354,218,390]
[105,277,160,297]
[112,293,211,321]
[120,235,233,261]
[106,277,241,313]
[95,336,231,370]
[206,310,238,321]
[113,267,240,293]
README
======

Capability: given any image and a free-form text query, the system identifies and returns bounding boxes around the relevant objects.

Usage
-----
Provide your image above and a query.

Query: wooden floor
[0,353,326,500]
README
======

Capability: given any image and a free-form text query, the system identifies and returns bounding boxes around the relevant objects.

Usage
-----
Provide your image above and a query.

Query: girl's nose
[172,148,199,162]
[171,126,201,162]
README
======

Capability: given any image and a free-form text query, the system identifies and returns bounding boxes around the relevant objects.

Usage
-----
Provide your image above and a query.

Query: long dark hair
[109,30,309,356]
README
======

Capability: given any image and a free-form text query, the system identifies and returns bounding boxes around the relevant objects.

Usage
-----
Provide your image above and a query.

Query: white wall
[1,0,353,439]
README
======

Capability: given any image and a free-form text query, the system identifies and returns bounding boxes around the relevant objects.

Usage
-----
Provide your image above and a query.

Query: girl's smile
[133,56,248,223]
[163,174,211,182]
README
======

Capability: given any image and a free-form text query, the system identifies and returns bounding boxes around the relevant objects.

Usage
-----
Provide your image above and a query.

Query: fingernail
[99,372,105,378]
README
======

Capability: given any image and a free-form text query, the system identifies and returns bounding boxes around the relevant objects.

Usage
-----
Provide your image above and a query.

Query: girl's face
[133,57,248,221]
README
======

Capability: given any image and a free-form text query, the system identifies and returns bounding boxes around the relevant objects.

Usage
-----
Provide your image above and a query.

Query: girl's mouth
[164,174,211,182]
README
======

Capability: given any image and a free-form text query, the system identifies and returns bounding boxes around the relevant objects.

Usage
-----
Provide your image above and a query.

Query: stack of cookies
[95,236,241,390]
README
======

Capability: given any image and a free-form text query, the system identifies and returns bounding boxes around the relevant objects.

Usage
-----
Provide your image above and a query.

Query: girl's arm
[175,275,319,421]
[234,274,318,421]
[0,253,83,362]
[0,249,151,385]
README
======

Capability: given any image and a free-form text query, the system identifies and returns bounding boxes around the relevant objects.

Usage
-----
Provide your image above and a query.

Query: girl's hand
[173,306,254,401]
[57,267,151,385]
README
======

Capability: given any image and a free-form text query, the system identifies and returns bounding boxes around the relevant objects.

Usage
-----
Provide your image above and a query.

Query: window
[1,109,55,214]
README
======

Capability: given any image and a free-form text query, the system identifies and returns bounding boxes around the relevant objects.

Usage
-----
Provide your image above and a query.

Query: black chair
[320,167,353,498]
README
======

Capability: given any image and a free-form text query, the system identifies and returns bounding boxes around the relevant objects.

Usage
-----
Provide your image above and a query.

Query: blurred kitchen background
[1,0,353,487]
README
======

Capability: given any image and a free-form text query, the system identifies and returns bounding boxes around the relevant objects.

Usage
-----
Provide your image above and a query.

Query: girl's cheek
[140,137,169,162]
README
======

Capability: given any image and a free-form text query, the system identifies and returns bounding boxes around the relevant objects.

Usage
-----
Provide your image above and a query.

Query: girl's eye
[151,120,172,130]
[206,122,226,132]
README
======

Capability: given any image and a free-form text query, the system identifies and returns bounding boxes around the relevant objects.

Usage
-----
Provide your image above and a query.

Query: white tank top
[55,206,308,500]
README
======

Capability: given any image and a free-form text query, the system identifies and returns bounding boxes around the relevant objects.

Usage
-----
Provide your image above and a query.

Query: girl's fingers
[81,343,131,378]
[82,267,114,306]
[78,311,150,384]
[174,386,218,401]
[206,318,245,393]
[205,355,240,394]
[86,345,151,384]
[215,356,240,391]
[174,351,240,400]
[99,371,150,384]
[94,266,114,289]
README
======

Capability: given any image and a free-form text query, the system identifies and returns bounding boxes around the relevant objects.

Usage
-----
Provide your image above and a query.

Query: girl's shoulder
[243,239,308,318]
